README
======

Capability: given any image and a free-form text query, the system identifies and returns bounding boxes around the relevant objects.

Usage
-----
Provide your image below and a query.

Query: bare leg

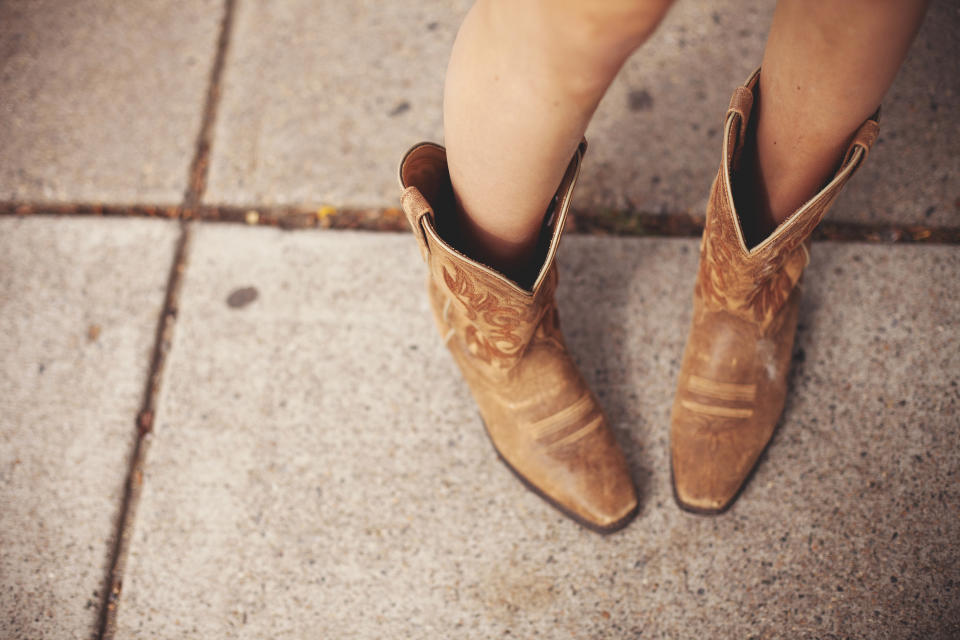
[444,0,674,279]
[741,0,929,246]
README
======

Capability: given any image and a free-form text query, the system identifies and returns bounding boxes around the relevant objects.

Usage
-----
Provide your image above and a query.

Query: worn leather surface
[671,69,880,513]
[398,142,638,531]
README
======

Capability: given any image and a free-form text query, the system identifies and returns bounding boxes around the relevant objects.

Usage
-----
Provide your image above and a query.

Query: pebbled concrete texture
[204,0,959,227]
[0,217,178,640]
[116,226,959,638]
[0,0,223,204]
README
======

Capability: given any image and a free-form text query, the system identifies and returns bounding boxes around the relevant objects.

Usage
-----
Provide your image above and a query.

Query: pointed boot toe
[496,401,638,532]
[670,412,771,514]
[566,444,639,531]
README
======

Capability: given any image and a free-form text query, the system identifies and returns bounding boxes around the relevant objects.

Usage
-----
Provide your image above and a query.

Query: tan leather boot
[398,141,638,532]
[671,69,880,513]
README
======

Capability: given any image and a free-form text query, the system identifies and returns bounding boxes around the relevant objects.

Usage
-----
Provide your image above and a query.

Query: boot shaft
[699,68,880,327]
[398,142,586,370]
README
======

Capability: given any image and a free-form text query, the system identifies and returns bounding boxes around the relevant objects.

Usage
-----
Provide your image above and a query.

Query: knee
[561,0,677,49]
[490,0,676,61]
[554,0,677,92]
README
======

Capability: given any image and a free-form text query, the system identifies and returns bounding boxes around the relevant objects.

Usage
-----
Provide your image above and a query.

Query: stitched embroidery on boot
[442,263,528,365]
[698,218,806,326]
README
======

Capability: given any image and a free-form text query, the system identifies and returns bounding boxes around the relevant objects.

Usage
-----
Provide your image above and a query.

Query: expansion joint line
[95,1,237,638]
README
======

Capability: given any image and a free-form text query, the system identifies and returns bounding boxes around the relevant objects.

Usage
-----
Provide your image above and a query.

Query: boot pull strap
[727,86,755,127]
[725,86,755,164]
[399,142,449,262]
[400,187,433,261]
[841,113,881,169]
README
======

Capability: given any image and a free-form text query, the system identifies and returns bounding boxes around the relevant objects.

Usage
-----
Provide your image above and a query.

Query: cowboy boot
[670,69,880,513]
[398,141,638,532]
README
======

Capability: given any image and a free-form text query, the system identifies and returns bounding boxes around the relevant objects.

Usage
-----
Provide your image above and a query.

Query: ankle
[455,202,541,285]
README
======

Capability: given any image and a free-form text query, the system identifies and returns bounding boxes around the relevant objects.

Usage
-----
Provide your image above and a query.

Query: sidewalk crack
[96,0,237,637]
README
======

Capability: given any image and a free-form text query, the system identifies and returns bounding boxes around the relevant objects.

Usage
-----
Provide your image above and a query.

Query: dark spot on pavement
[426,21,438,31]
[627,89,653,112]
[389,101,411,117]
[924,206,936,218]
[227,286,259,309]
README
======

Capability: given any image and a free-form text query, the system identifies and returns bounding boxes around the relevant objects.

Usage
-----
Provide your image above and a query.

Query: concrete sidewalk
[2,219,958,638]
[1,1,959,638]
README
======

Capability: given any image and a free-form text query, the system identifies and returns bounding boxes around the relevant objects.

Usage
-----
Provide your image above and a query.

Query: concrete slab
[205,0,958,227]
[0,217,178,639]
[0,0,223,204]
[204,0,471,208]
[117,226,959,638]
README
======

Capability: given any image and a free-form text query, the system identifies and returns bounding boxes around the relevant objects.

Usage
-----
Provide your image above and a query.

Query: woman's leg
[443,0,674,278]
[742,0,929,245]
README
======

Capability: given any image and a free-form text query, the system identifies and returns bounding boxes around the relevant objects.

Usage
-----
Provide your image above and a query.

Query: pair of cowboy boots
[398,70,879,531]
